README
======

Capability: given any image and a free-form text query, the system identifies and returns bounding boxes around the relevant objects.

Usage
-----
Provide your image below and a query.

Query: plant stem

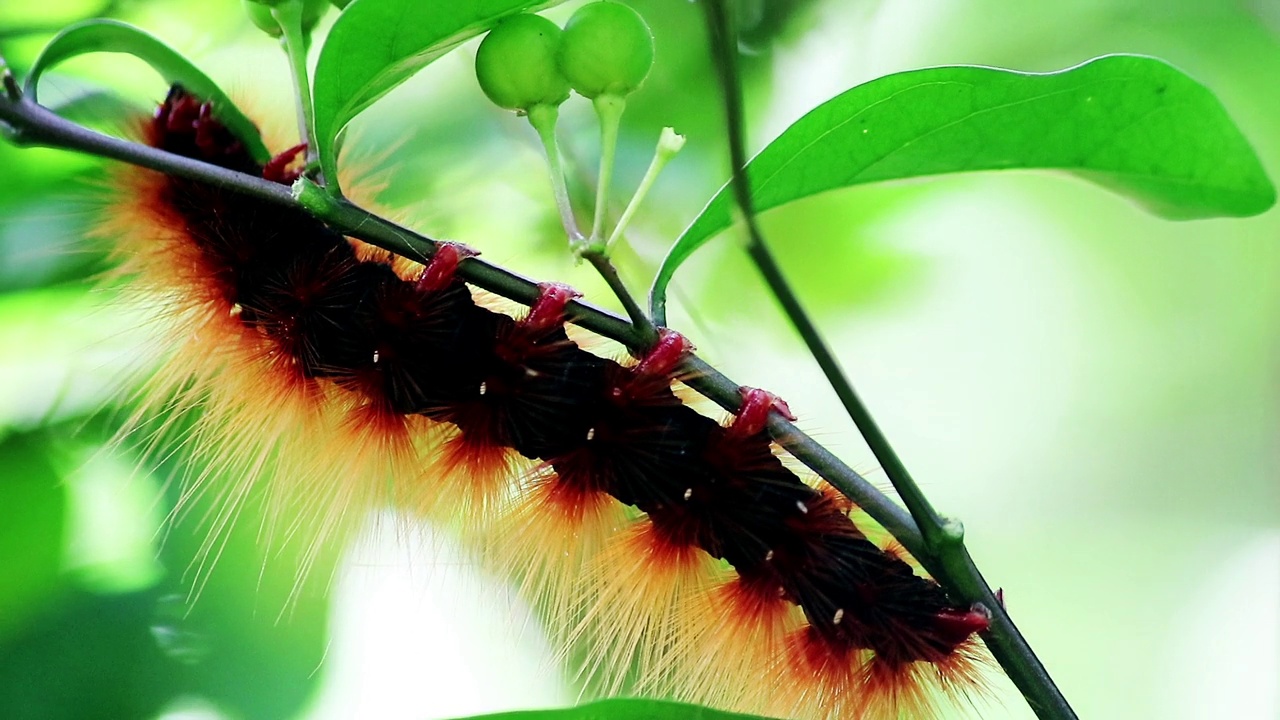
[0,78,1073,718]
[526,102,585,244]
[606,127,685,248]
[697,1,1077,718]
[698,0,950,538]
[272,0,318,169]
[589,93,624,243]
[0,83,916,556]
[521,102,650,336]
[1,63,20,103]
[581,250,656,346]
[746,237,952,543]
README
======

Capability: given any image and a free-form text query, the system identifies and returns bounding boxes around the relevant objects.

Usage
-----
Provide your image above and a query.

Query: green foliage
[0,590,181,720]
[311,0,568,192]
[1,2,1277,720]
[475,13,570,112]
[649,54,1277,315]
[23,19,271,163]
[453,698,780,720]
[557,1,654,100]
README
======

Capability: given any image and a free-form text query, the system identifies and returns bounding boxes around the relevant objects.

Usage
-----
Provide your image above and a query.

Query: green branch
[0,78,919,558]
[0,52,1063,716]
[696,1,1076,718]
[580,250,657,346]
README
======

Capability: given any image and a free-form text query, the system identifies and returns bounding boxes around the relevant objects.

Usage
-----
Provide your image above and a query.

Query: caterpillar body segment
[110,86,990,720]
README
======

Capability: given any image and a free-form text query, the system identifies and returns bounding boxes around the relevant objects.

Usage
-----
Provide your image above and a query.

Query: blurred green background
[0,1,1276,719]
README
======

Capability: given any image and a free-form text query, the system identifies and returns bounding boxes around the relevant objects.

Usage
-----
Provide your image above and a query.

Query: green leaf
[44,83,147,127]
[650,54,1276,316]
[452,698,780,720]
[311,0,568,193]
[24,19,271,163]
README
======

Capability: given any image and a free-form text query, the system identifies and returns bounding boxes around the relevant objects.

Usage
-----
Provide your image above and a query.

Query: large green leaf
[24,19,270,163]
[650,54,1276,316]
[312,0,567,192]
[454,698,779,720]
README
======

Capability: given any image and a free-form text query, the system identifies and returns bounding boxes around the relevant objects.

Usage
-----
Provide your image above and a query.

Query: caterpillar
[105,85,991,720]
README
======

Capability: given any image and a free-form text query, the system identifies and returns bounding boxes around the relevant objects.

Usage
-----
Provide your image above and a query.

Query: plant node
[2,65,20,102]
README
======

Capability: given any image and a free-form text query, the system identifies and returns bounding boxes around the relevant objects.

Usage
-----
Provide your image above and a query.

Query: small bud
[657,127,686,156]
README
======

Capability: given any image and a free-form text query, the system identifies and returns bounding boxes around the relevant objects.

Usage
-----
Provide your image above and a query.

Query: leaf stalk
[272,0,319,170]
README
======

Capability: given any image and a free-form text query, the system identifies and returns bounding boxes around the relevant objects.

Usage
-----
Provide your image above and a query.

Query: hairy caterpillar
[105,85,991,720]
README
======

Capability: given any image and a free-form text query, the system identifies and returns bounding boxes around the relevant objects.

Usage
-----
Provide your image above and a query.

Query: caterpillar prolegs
[110,86,990,720]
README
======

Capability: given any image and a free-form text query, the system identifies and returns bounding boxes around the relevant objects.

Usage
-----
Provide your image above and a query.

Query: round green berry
[243,0,283,37]
[242,0,329,37]
[557,1,654,99]
[303,0,332,21]
[475,14,571,112]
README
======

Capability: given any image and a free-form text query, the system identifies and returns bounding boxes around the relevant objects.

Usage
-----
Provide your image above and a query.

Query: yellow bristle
[763,631,875,720]
[660,578,801,711]
[84,88,998,720]
[479,468,628,641]
[575,521,728,696]
[426,431,529,521]
[98,151,420,602]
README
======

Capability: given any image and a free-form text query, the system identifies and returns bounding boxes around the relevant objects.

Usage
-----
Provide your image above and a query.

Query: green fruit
[301,0,330,27]
[242,0,329,38]
[475,14,571,112]
[243,0,283,37]
[557,1,654,99]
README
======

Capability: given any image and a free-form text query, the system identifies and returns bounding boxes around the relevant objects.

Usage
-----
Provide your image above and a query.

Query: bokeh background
[0,1,1276,719]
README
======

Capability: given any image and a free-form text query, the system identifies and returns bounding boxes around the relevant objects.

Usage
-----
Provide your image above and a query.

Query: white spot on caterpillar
[586,427,596,441]
[372,350,380,364]
[229,303,242,318]
[683,488,693,501]
[478,381,487,396]
[610,387,623,399]
[525,368,540,378]
[796,501,809,514]
[764,550,774,562]
[833,608,845,625]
